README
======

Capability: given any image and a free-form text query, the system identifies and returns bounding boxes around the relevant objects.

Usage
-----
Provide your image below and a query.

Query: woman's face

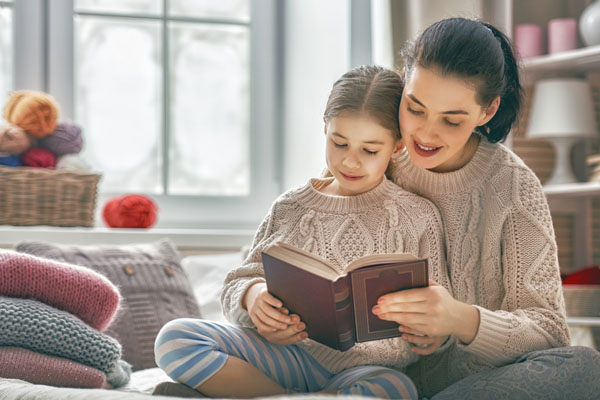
[399,66,499,172]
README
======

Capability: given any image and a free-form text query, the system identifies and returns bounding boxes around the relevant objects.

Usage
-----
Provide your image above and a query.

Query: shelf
[521,45,600,75]
[567,316,600,327]
[543,182,600,198]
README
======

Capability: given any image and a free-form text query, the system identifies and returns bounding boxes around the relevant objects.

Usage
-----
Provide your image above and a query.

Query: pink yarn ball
[0,124,32,154]
[38,121,83,156]
[21,147,56,168]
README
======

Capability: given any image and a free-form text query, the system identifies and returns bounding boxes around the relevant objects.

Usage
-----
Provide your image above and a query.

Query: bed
[0,245,372,399]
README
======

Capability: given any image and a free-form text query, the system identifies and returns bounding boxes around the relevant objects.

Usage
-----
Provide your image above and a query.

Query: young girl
[153,65,449,399]
[372,17,600,399]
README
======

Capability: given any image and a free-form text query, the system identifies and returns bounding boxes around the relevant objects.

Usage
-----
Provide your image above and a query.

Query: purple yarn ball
[38,121,83,156]
[0,154,22,167]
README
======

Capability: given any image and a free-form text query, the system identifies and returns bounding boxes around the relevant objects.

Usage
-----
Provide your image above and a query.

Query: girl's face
[324,114,402,196]
[399,66,499,172]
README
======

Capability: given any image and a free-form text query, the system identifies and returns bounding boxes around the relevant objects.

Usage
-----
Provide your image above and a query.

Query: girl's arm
[220,204,276,327]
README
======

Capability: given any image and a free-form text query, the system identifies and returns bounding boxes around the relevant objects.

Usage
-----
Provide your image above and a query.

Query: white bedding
[0,251,373,399]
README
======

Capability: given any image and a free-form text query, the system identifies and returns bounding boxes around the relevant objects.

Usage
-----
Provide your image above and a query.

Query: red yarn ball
[102,194,157,228]
[21,147,56,168]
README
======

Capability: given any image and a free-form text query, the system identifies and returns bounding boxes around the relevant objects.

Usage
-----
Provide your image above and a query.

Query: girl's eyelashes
[364,149,378,155]
[444,120,461,127]
[333,141,347,148]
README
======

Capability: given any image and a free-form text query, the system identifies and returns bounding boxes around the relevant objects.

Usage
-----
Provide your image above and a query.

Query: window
[12,0,280,229]
[0,0,13,102]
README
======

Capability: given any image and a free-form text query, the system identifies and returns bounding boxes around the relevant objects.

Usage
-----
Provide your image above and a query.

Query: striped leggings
[154,319,417,399]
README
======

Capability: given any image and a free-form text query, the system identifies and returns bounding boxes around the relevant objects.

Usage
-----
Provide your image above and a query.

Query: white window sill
[0,225,254,250]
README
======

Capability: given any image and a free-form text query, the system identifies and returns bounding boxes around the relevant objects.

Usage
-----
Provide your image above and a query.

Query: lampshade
[527,78,597,139]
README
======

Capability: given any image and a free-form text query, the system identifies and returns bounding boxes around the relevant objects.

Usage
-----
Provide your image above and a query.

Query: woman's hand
[372,280,480,345]
[243,282,308,345]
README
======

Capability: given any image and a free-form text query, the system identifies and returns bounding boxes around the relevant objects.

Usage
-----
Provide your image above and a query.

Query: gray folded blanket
[0,296,131,387]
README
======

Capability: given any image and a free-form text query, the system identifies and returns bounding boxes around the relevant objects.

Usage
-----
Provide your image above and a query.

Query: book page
[264,242,341,280]
[344,253,417,274]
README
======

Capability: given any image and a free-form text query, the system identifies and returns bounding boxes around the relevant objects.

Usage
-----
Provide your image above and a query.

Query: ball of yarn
[0,153,22,167]
[102,194,158,228]
[21,147,56,168]
[38,121,83,156]
[3,90,60,138]
[0,124,31,154]
[56,154,93,173]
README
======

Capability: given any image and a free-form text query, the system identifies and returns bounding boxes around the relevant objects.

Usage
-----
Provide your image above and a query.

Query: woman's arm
[457,169,570,364]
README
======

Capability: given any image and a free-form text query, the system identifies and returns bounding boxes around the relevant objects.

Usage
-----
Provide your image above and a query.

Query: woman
[373,17,600,399]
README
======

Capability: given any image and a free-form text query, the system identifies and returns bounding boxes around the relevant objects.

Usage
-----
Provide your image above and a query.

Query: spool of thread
[38,121,83,156]
[0,124,32,154]
[3,90,60,138]
[21,147,57,168]
[0,153,22,167]
[56,154,92,173]
[514,24,543,58]
[548,18,577,54]
[102,194,158,229]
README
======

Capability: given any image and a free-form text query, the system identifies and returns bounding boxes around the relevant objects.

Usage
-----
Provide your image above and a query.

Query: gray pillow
[16,239,202,371]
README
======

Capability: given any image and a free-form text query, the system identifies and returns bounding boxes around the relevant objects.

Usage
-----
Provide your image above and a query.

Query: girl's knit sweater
[221,177,449,373]
[392,138,570,397]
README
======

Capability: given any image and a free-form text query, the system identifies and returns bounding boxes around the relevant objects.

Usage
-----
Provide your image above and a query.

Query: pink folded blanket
[0,347,108,388]
[0,250,120,331]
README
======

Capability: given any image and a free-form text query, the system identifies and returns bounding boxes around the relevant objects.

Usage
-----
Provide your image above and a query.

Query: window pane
[169,22,249,195]
[75,16,162,193]
[169,0,249,21]
[0,6,12,109]
[75,0,161,15]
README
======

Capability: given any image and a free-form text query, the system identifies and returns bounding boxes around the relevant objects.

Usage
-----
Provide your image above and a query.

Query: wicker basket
[0,166,101,227]
[563,285,600,348]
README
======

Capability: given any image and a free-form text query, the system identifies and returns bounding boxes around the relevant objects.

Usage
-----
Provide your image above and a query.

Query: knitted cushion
[16,239,202,371]
[0,347,107,388]
[0,296,131,388]
[0,250,120,331]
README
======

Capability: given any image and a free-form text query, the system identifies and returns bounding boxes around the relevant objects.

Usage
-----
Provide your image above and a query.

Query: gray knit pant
[427,346,600,400]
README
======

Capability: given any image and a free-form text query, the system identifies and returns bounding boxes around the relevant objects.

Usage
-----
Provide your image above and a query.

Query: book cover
[262,242,428,351]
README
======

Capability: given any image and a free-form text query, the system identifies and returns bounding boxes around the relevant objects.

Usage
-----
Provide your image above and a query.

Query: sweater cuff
[455,306,518,366]
[226,277,266,328]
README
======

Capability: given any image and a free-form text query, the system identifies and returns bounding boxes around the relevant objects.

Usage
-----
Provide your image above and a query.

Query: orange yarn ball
[3,90,60,138]
[102,194,158,229]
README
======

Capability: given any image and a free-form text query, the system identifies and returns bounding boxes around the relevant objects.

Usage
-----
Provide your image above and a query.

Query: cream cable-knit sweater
[221,177,449,373]
[392,138,570,397]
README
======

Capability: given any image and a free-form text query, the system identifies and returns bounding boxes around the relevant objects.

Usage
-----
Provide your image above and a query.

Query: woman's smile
[413,139,442,157]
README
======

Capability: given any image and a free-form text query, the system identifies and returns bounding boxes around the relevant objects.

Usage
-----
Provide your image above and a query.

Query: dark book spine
[332,276,355,351]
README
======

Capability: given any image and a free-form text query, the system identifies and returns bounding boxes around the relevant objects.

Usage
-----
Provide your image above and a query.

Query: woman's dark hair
[324,65,403,140]
[401,18,523,143]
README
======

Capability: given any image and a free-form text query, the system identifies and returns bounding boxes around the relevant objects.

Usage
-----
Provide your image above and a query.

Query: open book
[262,242,428,352]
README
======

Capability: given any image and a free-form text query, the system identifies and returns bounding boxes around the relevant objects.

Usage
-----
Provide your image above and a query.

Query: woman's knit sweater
[221,177,449,373]
[392,138,570,397]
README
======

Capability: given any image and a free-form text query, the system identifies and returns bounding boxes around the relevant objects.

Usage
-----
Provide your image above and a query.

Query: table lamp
[527,78,598,186]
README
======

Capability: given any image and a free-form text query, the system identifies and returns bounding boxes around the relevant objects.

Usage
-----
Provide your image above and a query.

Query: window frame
[14,0,281,229]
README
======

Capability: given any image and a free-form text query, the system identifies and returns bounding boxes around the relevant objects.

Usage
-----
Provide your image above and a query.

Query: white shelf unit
[514,0,600,339]
[521,45,600,78]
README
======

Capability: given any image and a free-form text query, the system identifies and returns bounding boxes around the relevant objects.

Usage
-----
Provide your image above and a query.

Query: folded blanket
[0,250,120,331]
[0,347,107,388]
[0,296,131,387]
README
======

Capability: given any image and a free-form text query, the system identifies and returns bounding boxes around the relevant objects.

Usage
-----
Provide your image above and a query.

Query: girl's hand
[244,282,307,343]
[372,280,480,344]
[397,324,449,355]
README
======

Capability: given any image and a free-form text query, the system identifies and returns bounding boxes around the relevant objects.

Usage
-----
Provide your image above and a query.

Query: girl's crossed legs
[154,319,417,399]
